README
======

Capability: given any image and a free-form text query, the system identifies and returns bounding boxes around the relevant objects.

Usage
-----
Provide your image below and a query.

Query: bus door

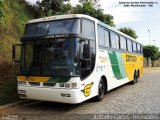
[79,39,91,79]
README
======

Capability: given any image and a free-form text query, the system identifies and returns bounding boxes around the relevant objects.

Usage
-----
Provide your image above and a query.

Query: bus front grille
[28,82,40,86]
[43,82,56,87]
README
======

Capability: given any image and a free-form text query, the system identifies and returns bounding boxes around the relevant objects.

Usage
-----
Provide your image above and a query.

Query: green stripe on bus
[116,52,127,78]
[108,51,126,80]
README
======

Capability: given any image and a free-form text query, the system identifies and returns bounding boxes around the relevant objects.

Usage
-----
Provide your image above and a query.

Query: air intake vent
[43,82,56,87]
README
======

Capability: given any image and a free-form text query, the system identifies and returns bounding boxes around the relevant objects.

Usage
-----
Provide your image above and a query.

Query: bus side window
[82,18,95,40]
[140,45,143,53]
[120,36,127,50]
[133,42,137,53]
[115,34,120,49]
[90,40,96,71]
[127,39,133,52]
[104,30,110,47]
[98,25,105,47]
[137,43,141,53]
[110,32,120,49]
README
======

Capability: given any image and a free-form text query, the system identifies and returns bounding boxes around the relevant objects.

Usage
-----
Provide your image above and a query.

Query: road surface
[0,68,160,120]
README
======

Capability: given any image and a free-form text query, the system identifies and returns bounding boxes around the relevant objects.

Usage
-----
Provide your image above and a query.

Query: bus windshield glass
[20,38,79,77]
[24,19,80,37]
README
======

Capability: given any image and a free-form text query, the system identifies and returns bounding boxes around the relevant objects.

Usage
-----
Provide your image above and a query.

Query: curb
[144,67,160,70]
[0,100,33,110]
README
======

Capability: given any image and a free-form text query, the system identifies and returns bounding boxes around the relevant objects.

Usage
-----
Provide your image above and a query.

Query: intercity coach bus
[12,14,143,104]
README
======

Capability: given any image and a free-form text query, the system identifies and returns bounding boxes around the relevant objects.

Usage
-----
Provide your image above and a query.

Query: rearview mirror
[12,44,22,62]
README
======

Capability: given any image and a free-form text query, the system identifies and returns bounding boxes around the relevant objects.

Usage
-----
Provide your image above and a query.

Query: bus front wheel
[94,78,105,102]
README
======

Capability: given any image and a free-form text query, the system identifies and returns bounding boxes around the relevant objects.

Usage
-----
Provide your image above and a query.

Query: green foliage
[143,45,160,66]
[0,61,19,105]
[79,0,100,9]
[0,0,40,105]
[0,0,4,22]
[79,0,97,4]
[0,78,18,105]
[151,51,160,61]
[72,2,115,26]
[73,2,95,15]
[143,45,159,59]
[61,3,72,14]
[37,0,71,16]
[119,27,138,39]
[79,0,88,3]
[37,0,115,26]
[0,0,41,59]
[39,0,64,16]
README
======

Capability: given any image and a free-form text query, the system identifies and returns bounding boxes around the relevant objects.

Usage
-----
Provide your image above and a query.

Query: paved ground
[0,68,160,120]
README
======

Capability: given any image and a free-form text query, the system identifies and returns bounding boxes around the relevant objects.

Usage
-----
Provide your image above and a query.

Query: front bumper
[18,86,84,104]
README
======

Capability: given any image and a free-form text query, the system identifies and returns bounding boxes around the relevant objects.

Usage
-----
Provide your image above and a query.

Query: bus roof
[27,14,141,45]
[27,14,94,23]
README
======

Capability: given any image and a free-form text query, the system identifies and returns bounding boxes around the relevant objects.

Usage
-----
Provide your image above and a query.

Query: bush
[0,57,19,105]
[0,77,19,105]
[0,0,4,21]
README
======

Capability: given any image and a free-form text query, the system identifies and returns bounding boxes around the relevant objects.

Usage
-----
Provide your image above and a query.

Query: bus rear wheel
[131,71,138,84]
[94,78,105,102]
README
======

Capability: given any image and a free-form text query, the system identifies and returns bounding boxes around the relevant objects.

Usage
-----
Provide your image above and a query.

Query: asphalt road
[0,68,160,120]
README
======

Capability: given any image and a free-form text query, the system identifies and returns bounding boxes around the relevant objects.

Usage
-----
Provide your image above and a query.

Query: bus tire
[94,78,105,102]
[131,71,138,84]
[138,69,140,78]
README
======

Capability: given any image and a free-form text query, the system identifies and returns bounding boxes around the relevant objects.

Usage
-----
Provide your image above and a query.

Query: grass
[0,0,40,105]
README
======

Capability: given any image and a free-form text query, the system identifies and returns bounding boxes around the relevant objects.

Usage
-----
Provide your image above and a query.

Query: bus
[12,14,143,104]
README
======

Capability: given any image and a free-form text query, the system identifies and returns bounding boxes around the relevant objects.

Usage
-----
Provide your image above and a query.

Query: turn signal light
[59,83,78,88]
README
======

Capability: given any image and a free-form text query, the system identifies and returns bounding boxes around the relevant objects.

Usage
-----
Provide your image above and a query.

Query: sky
[26,0,160,47]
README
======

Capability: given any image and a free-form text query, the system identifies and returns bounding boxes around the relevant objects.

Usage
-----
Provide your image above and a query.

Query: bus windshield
[20,38,79,77]
[24,19,80,37]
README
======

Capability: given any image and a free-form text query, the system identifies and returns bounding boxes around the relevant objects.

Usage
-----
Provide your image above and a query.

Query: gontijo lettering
[126,55,137,62]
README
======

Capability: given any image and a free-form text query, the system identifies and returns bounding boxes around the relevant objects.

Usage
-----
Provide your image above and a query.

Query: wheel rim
[99,80,105,98]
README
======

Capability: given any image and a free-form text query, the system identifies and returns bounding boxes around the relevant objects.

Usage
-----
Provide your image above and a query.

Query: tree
[37,0,115,26]
[79,0,100,9]
[38,0,62,16]
[119,27,138,39]
[61,3,72,14]
[151,51,160,67]
[143,45,160,67]
[37,0,70,16]
[73,2,96,15]
[72,2,115,26]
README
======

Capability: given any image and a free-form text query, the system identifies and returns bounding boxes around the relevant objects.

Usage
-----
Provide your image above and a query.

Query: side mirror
[83,44,90,59]
[12,44,22,62]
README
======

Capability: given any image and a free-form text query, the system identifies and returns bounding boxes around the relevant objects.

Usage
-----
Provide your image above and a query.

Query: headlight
[18,81,26,85]
[59,83,65,87]
[65,84,70,88]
